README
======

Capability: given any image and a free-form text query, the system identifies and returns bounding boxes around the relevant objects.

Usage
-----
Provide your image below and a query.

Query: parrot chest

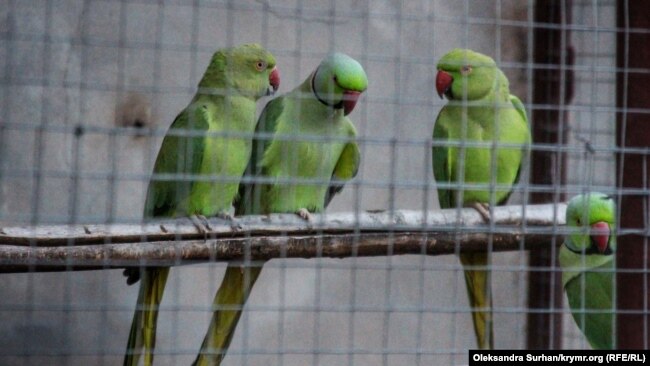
[189,100,258,215]
[564,264,614,349]
[435,105,528,204]
[560,245,614,349]
[261,118,349,213]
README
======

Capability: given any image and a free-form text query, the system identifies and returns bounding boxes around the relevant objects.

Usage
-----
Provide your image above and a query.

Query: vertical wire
[416,130,432,365]
[312,0,338,364]
[450,0,473,359]
[581,0,601,349]
[207,4,234,358]
[66,122,84,366]
[24,0,47,363]
[608,1,618,342]
[0,0,14,223]
[31,0,53,227]
[575,3,588,345]
[589,0,599,193]
[143,0,157,285]
[103,1,128,363]
[415,2,435,363]
[571,2,583,347]
[0,0,17,353]
[485,0,504,349]
[616,2,630,349]
[188,1,201,363]
[294,0,304,361]
[151,0,169,360]
[548,0,570,348]
[226,1,253,364]
[65,1,90,363]
[641,128,650,347]
[518,0,536,348]
[229,10,251,364]
[277,1,306,364]
[382,136,398,366]
[382,2,404,365]
[348,1,371,364]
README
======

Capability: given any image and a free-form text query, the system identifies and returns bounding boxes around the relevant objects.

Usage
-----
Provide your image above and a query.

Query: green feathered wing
[563,257,614,350]
[194,78,362,366]
[124,105,209,366]
[126,98,261,366]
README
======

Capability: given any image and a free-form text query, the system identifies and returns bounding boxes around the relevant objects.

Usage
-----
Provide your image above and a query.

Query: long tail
[193,263,263,366]
[459,252,493,349]
[124,267,170,366]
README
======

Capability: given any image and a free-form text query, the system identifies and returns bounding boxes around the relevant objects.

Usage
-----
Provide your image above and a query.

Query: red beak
[342,90,361,115]
[436,70,453,99]
[591,221,610,254]
[269,67,280,92]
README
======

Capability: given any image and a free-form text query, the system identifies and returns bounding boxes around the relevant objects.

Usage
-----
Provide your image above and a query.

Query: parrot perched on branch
[192,52,368,366]
[123,43,279,366]
[560,193,616,350]
[432,48,530,349]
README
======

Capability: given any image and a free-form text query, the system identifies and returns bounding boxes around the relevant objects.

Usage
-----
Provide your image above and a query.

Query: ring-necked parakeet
[432,48,530,349]
[560,193,616,349]
[193,52,368,366]
[123,44,279,366]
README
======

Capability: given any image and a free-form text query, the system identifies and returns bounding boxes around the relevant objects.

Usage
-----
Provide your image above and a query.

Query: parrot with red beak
[432,48,531,349]
[193,52,367,365]
[560,193,616,349]
[123,43,279,366]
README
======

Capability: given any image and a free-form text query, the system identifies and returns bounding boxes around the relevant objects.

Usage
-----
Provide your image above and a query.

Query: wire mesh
[0,0,642,365]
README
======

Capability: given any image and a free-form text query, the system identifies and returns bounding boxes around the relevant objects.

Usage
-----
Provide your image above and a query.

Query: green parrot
[560,193,616,349]
[432,48,530,349]
[192,52,368,366]
[123,44,280,366]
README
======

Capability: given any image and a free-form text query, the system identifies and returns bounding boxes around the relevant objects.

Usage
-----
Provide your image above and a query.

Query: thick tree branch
[0,204,567,273]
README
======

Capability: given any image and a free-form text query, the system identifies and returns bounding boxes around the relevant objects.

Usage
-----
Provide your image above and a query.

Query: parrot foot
[216,211,243,232]
[471,202,492,223]
[189,214,212,235]
[296,208,313,222]
[216,212,234,221]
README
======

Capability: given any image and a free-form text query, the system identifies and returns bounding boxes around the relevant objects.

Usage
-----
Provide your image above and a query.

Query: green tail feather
[460,252,493,349]
[193,264,263,366]
[124,267,170,366]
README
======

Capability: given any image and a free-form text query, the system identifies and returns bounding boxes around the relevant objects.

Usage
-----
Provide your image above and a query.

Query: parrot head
[435,48,505,101]
[312,52,368,115]
[199,43,280,99]
[564,193,616,256]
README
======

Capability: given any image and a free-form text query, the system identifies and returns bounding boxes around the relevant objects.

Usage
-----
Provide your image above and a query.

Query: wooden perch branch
[0,203,567,273]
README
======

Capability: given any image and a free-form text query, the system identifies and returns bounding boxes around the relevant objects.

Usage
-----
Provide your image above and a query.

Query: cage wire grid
[0,0,641,365]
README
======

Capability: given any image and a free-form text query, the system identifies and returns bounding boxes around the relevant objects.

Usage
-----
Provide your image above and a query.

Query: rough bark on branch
[0,204,567,273]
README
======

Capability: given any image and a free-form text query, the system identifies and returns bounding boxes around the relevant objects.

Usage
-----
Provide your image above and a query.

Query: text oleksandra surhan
[473,353,605,363]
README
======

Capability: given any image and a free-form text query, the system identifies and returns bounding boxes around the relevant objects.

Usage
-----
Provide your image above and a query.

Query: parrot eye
[255,61,267,71]
[460,65,472,75]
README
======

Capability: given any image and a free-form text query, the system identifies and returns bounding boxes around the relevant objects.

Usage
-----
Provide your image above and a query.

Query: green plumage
[560,193,616,350]
[432,49,530,349]
[123,44,278,366]
[193,52,367,365]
